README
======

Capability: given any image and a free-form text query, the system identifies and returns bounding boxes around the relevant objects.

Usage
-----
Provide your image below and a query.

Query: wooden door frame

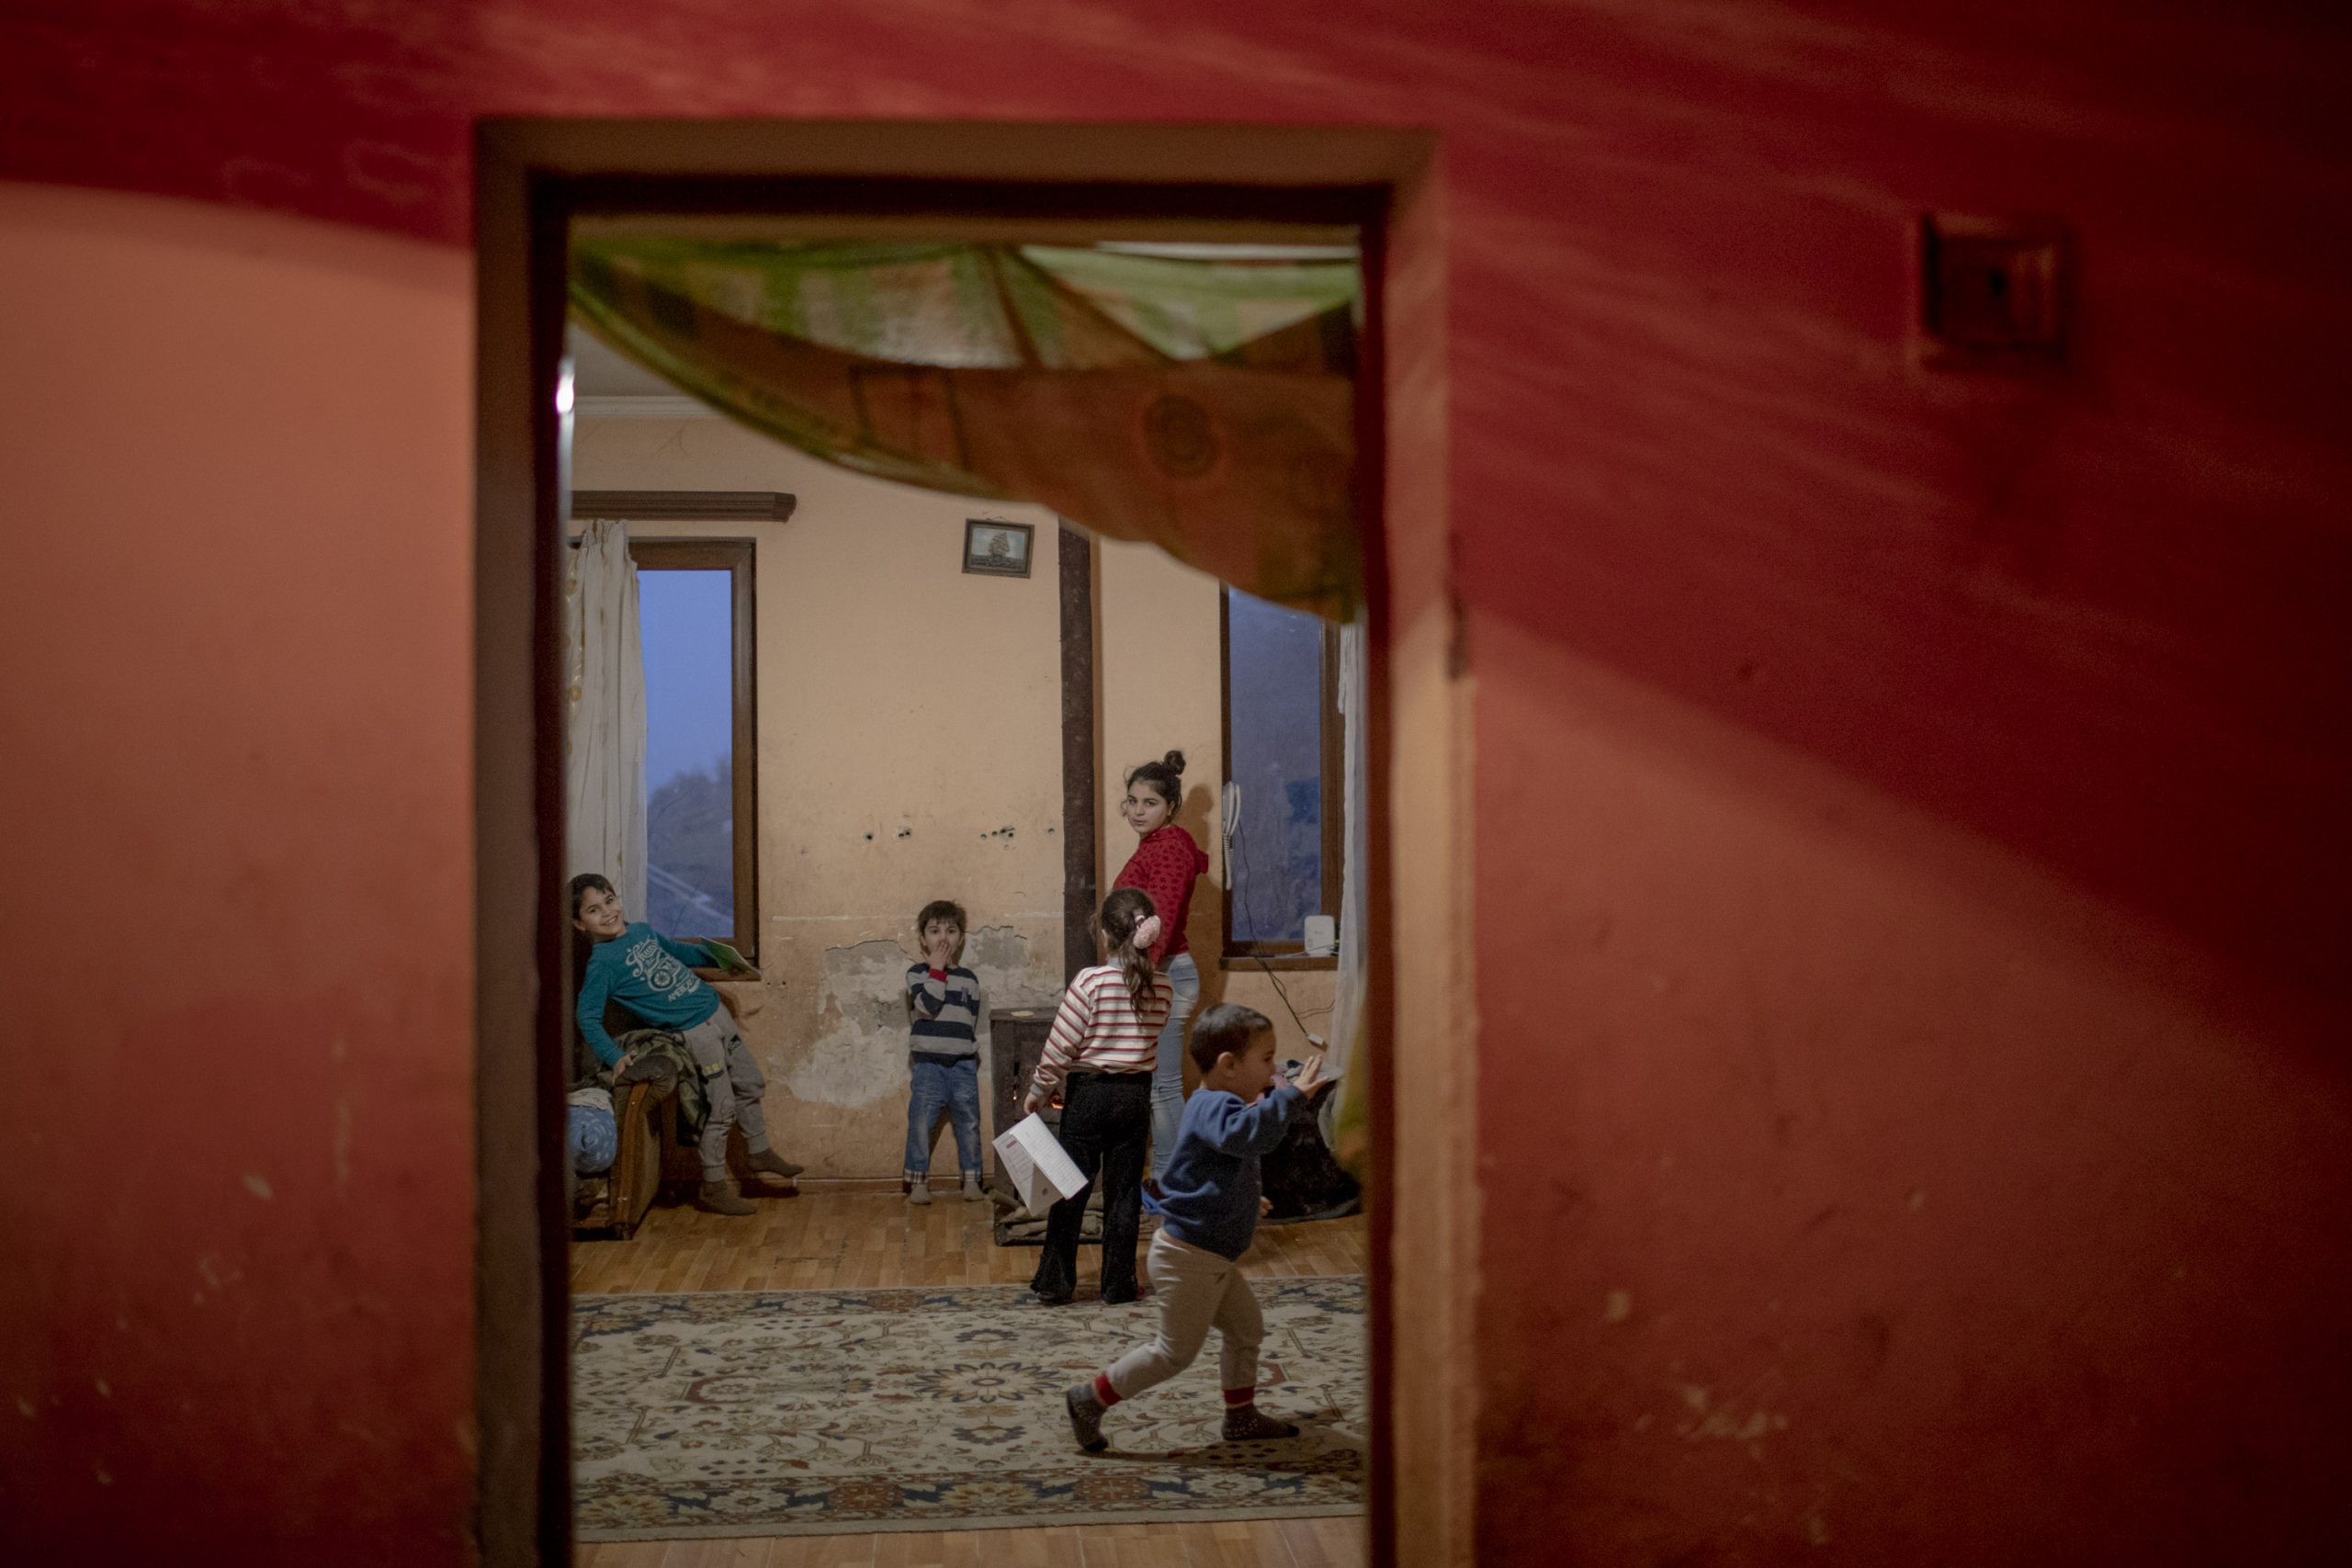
[473,119,1471,1566]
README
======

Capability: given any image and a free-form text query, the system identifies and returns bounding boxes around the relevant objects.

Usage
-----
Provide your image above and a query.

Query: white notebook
[992,1112,1088,1213]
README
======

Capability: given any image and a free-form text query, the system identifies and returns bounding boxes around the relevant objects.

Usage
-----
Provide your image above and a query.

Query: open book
[700,939,754,974]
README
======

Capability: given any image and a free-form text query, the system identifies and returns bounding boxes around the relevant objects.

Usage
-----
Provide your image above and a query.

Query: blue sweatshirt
[577,922,720,1066]
[1154,1083,1306,1261]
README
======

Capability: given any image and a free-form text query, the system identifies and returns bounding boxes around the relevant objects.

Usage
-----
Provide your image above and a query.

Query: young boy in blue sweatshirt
[1064,1003,1327,1451]
[571,873,801,1215]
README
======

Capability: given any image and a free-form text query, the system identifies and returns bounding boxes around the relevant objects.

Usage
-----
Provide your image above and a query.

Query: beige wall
[574,417,1340,1173]
[1095,537,1339,1077]
[575,413,1067,1176]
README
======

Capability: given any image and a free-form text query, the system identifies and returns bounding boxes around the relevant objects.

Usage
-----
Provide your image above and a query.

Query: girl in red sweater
[1111,750,1211,1185]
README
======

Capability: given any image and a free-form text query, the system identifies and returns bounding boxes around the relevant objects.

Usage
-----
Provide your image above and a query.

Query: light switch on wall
[1919,213,2071,366]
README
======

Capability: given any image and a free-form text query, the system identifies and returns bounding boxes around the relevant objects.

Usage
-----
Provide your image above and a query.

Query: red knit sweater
[1112,825,1209,968]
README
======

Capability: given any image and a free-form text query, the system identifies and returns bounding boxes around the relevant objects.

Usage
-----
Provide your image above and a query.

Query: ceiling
[569,324,684,399]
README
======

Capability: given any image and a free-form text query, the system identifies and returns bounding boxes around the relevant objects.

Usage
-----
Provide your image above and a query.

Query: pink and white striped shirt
[1028,964,1171,1098]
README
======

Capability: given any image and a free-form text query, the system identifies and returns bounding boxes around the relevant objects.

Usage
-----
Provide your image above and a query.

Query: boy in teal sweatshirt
[572,873,800,1213]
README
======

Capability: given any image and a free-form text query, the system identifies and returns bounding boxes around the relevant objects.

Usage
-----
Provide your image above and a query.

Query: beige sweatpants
[1106,1230,1263,1399]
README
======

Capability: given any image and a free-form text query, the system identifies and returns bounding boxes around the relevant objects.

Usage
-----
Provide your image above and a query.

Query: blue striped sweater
[906,964,984,1059]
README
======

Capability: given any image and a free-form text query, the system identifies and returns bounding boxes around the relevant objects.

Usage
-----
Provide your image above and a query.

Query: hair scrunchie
[1131,915,1163,952]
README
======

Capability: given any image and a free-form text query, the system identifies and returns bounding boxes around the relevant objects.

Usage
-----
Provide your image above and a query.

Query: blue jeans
[1148,953,1200,1179]
[904,1055,983,1178]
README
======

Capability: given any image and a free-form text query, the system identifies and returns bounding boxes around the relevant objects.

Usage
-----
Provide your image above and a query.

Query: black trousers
[1032,1071,1153,1302]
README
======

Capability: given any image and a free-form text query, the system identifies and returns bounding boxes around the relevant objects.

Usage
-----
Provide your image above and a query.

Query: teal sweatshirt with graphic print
[577,922,720,1066]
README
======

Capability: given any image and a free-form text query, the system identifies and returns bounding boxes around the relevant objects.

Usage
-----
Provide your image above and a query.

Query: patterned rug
[572,1277,1366,1540]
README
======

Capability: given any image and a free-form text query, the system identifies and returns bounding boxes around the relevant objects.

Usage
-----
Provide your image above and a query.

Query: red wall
[0,184,477,1561]
[0,186,477,1560]
[3,3,2346,1562]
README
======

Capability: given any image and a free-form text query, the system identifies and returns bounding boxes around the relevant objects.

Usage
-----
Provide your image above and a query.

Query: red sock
[1093,1373,1122,1407]
[1223,1387,1257,1409]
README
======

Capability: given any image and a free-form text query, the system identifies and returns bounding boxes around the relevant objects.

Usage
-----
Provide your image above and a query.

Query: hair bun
[1161,750,1186,773]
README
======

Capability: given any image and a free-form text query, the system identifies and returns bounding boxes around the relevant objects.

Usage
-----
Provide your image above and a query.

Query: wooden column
[1059,523,1098,983]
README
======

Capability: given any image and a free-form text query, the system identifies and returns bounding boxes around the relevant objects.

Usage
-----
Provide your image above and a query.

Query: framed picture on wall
[963,519,1035,578]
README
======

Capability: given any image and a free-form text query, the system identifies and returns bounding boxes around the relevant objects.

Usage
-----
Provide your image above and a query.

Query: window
[1221,585,1342,966]
[630,539,757,954]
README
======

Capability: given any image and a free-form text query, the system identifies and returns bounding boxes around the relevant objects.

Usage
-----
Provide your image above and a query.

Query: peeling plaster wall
[577,422,1339,1168]
[1096,537,1339,1077]
[574,416,1067,1175]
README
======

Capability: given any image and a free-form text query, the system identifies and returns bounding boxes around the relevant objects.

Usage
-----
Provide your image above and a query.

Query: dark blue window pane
[640,569,733,937]
[1226,588,1324,942]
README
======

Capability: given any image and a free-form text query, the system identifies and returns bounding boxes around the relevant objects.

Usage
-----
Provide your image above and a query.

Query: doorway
[474,121,1469,1567]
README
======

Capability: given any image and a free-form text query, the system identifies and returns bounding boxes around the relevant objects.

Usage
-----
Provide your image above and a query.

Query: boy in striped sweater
[903,899,989,1205]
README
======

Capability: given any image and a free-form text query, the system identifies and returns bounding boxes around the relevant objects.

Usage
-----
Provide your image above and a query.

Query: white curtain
[1325,615,1369,1083]
[565,519,649,917]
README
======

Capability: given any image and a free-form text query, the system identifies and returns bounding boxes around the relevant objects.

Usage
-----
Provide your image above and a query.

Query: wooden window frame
[625,536,759,959]
[1220,585,1346,970]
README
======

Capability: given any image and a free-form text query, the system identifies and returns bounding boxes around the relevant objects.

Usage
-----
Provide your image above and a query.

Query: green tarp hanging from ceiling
[570,237,1363,618]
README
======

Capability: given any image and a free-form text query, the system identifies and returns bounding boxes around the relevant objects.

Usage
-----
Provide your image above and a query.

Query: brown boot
[695,1179,756,1216]
[747,1147,804,1179]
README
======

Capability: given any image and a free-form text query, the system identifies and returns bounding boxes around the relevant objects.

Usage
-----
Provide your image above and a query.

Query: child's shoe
[747,1147,804,1179]
[695,1179,756,1216]
[907,1178,933,1206]
[961,1174,988,1201]
[1220,1404,1299,1442]
[1065,1383,1109,1452]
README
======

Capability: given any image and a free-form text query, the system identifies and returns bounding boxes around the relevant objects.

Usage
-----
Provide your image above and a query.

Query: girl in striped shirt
[1022,887,1171,1304]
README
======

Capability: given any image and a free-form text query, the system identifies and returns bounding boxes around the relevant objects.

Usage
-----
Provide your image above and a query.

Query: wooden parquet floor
[574,1517,1364,1567]
[570,1183,1370,1567]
